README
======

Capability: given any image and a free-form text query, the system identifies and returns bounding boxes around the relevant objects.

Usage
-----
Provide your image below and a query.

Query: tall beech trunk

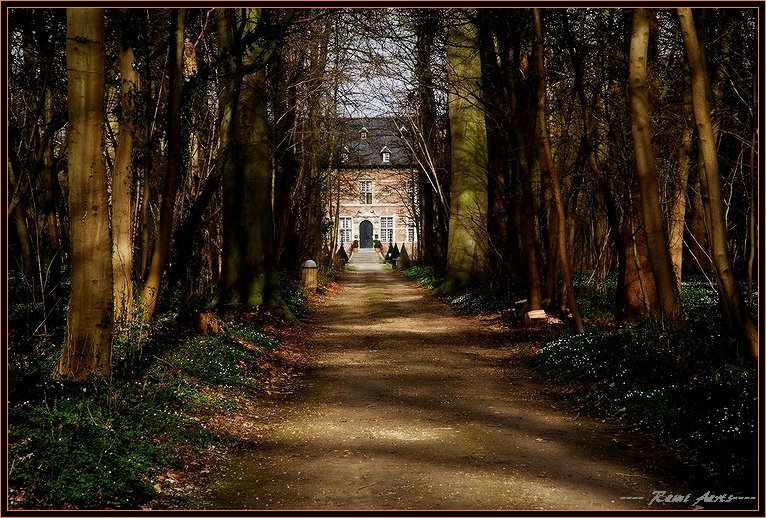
[624,203,660,320]
[533,9,584,332]
[628,8,685,329]
[221,69,281,307]
[678,8,758,358]
[139,8,186,322]
[54,8,113,381]
[112,9,140,325]
[215,8,245,306]
[216,9,291,315]
[441,9,489,295]
[514,113,543,310]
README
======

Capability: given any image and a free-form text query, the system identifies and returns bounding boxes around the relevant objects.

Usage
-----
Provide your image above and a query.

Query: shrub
[398,244,411,269]
[336,245,349,263]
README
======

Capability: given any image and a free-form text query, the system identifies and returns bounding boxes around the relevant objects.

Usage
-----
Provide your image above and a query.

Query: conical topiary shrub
[337,245,349,263]
[399,243,411,269]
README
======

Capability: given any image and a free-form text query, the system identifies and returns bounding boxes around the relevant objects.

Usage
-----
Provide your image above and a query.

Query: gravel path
[190,266,702,511]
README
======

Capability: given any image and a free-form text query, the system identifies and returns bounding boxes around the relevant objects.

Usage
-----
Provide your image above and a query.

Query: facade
[331,117,418,256]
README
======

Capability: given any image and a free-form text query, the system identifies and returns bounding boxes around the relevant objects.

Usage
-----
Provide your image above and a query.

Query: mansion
[331,117,419,256]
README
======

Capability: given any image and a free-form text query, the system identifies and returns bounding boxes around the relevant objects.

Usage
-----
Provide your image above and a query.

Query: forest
[5,7,761,510]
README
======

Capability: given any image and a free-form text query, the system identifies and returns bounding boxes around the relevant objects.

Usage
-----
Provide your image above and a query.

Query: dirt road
[190,265,702,511]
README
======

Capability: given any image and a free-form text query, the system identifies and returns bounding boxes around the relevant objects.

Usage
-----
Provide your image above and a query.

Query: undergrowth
[534,278,758,491]
[399,265,443,290]
[8,314,286,510]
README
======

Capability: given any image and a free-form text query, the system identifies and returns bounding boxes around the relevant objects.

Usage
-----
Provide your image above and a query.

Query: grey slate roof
[337,117,413,168]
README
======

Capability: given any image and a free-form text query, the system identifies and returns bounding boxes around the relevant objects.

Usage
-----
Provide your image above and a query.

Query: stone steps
[350,249,383,264]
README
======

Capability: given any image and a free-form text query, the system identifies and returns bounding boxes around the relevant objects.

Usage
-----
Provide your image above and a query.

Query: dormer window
[381,146,391,164]
[341,146,349,163]
[360,127,368,140]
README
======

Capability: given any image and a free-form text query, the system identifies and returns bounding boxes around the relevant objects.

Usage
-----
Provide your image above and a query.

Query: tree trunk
[500,24,543,311]
[514,117,544,310]
[668,92,693,289]
[214,8,242,304]
[746,126,756,310]
[413,9,440,266]
[628,8,685,329]
[678,7,758,358]
[685,164,710,273]
[533,9,584,333]
[270,43,300,270]
[54,8,113,381]
[112,9,140,325]
[440,9,489,295]
[216,9,291,315]
[139,8,186,322]
[9,179,35,296]
[476,11,513,284]
[41,84,62,325]
[624,204,660,321]
[232,69,280,306]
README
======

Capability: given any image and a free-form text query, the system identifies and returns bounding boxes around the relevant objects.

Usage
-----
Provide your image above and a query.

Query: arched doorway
[359,220,373,248]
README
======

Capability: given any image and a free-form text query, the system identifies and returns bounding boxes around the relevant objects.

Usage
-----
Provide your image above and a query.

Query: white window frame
[407,219,416,243]
[339,217,353,244]
[359,180,373,204]
[382,151,390,163]
[380,216,394,243]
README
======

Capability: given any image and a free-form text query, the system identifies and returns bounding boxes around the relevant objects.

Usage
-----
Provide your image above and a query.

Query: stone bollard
[301,259,318,291]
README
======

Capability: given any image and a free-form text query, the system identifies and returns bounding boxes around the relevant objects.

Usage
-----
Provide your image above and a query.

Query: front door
[359,220,373,248]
